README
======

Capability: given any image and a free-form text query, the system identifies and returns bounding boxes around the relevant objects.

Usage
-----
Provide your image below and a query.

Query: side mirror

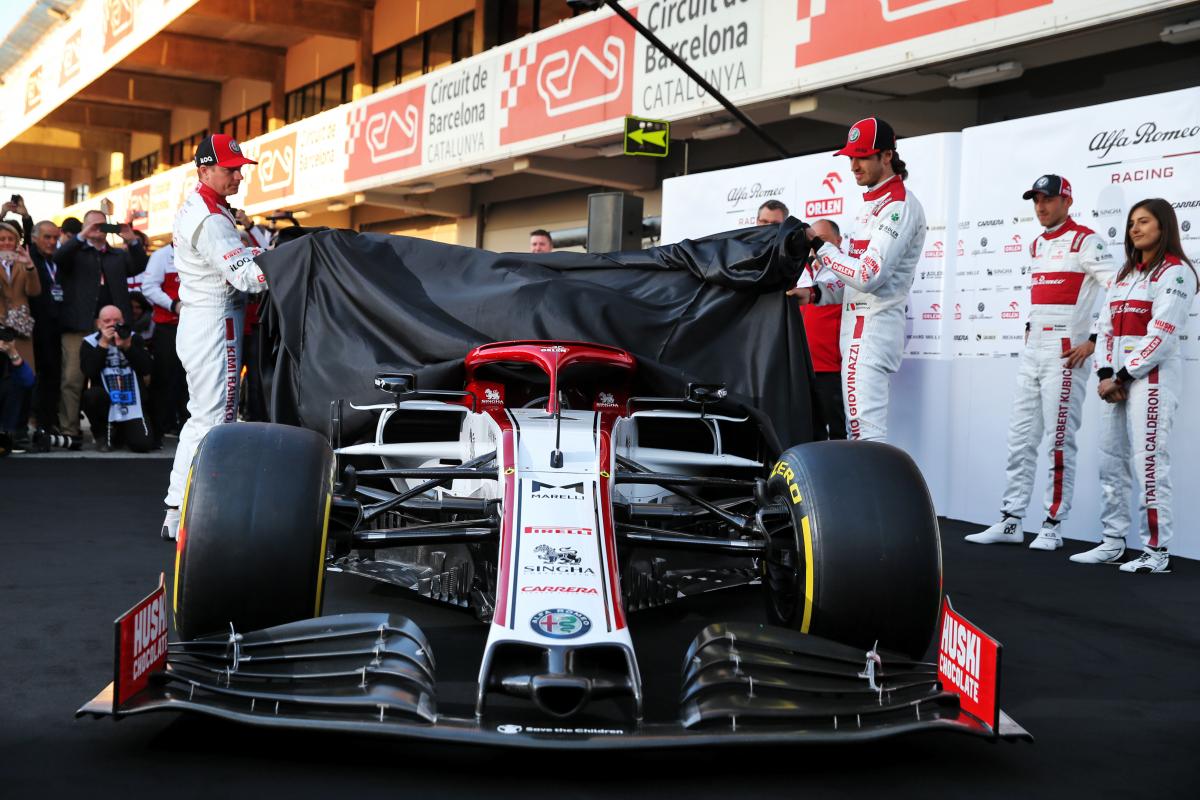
[375,373,416,395]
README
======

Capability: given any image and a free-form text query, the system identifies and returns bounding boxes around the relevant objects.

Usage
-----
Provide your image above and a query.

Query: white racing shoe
[965,518,1024,545]
[1028,521,1063,551]
[1069,538,1125,565]
[160,507,180,541]
[1119,548,1171,574]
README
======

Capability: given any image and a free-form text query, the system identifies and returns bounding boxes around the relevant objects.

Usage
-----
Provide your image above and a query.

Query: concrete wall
[170,109,210,142]
[285,36,358,92]
[372,0,475,54]
[220,78,272,120]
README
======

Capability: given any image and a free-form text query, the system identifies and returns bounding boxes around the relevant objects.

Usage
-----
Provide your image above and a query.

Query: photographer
[56,209,147,443]
[0,331,34,453]
[80,305,153,453]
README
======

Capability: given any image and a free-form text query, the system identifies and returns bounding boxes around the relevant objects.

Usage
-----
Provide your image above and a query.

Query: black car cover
[255,219,821,450]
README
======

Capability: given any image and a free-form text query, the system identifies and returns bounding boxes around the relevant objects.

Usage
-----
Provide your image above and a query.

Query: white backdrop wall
[661,87,1200,558]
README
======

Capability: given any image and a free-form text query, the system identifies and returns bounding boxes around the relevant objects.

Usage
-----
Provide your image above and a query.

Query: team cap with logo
[834,117,897,158]
[1022,174,1072,200]
[194,133,257,168]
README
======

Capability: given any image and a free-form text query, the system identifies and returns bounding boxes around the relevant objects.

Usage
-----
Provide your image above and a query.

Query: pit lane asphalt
[2,457,1196,797]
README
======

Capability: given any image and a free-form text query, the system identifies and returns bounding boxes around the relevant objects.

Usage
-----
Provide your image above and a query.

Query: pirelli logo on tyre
[770,461,802,505]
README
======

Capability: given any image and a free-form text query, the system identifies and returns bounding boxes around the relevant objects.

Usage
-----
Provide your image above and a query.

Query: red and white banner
[345,85,426,184]
[497,12,636,146]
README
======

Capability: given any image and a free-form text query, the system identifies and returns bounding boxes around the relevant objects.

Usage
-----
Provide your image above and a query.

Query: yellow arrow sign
[629,128,667,148]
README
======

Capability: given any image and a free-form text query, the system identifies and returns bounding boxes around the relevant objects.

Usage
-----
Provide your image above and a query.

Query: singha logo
[484,388,501,402]
[534,544,581,565]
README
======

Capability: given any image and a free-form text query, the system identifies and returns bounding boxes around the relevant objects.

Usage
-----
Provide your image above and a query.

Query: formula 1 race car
[79,340,1029,747]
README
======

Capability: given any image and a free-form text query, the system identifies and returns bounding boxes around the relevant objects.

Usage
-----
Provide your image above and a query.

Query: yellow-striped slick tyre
[173,422,334,640]
[763,441,943,660]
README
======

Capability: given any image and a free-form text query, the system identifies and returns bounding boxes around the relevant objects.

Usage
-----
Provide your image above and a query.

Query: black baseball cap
[194,133,256,168]
[1022,174,1073,200]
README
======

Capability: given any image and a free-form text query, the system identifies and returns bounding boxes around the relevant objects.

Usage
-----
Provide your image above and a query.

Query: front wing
[79,587,1031,749]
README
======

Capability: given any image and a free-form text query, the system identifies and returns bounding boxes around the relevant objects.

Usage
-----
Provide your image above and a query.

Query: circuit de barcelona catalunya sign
[46,0,1191,235]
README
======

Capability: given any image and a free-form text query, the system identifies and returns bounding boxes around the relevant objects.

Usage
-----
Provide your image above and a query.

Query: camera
[10,194,21,204]
[99,222,122,234]
[115,323,132,339]
[0,326,17,342]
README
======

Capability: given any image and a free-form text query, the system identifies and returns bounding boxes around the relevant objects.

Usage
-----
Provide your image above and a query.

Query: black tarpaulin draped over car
[254,219,820,451]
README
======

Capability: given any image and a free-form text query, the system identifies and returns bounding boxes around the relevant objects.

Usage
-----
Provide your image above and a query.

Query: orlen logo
[1001,301,1021,319]
[540,345,569,353]
[954,303,962,320]
[924,240,944,259]
[956,240,965,256]
[805,172,844,217]
[1003,234,1023,253]
[922,303,942,320]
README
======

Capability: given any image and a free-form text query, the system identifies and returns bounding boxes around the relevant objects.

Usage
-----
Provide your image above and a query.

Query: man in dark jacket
[80,304,154,453]
[25,218,63,432]
[56,210,147,440]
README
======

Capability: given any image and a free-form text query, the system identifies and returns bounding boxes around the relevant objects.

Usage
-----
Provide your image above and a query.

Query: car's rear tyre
[763,441,942,660]
[173,422,334,640]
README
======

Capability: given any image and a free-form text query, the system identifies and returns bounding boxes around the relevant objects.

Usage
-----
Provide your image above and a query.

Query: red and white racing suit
[164,184,267,507]
[999,220,1114,523]
[805,175,926,441]
[1095,254,1197,551]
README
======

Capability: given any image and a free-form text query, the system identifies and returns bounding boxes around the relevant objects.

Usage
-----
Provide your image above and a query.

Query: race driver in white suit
[792,117,927,442]
[160,134,267,540]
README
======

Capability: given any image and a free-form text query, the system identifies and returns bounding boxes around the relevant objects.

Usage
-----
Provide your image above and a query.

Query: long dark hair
[1119,198,1196,283]
[890,151,908,181]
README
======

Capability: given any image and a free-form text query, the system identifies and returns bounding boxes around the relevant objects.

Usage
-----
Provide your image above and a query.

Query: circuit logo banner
[498,14,635,145]
[345,84,426,182]
[104,0,136,53]
[245,132,298,205]
[794,0,1051,67]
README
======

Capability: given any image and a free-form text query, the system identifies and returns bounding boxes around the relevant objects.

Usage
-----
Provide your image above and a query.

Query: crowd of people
[0,185,273,457]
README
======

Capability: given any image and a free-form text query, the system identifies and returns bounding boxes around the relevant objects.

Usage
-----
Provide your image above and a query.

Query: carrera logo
[345,85,426,182]
[498,15,635,145]
[1001,301,1021,319]
[525,526,593,536]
